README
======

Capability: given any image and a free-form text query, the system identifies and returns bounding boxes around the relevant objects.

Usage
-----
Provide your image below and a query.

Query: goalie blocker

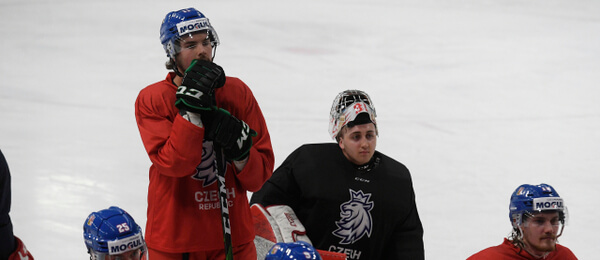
[251,204,346,260]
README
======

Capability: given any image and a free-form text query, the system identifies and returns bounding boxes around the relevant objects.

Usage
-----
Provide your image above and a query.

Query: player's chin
[356,153,373,164]
[539,239,557,251]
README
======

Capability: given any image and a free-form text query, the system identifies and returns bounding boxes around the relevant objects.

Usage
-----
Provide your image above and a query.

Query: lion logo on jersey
[332,189,374,244]
[191,140,218,187]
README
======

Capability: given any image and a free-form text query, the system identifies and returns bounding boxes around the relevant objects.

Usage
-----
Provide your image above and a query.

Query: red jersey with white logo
[135,73,274,252]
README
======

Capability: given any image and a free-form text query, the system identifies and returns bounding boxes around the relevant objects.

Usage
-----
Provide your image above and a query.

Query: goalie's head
[329,89,377,141]
[83,206,146,260]
[266,241,322,260]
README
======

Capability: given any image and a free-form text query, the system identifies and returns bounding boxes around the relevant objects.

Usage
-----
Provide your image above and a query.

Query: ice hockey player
[467,183,578,259]
[265,241,322,260]
[135,7,274,260]
[0,149,34,260]
[83,206,147,260]
[251,90,424,260]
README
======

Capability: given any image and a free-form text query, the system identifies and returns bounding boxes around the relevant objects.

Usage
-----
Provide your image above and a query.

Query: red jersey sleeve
[9,237,33,260]
[135,73,206,177]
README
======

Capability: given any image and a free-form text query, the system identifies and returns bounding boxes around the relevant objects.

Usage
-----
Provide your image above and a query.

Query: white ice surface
[1,0,599,259]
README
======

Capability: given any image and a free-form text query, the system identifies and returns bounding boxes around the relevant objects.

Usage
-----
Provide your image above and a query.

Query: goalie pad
[251,204,310,243]
[265,205,312,244]
[317,249,347,260]
[251,203,282,243]
[254,236,275,260]
[252,204,280,260]
[251,204,348,260]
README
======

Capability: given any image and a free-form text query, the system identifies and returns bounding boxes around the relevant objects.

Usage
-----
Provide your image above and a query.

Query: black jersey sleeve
[385,185,424,259]
[250,146,302,208]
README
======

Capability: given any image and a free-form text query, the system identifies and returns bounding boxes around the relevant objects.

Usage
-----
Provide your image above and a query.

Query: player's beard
[524,236,557,256]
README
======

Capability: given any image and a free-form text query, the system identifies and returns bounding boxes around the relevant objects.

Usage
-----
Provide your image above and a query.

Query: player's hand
[204,108,257,161]
[175,59,226,113]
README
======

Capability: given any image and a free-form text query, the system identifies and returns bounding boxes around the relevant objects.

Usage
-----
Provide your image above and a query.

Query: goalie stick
[215,143,233,260]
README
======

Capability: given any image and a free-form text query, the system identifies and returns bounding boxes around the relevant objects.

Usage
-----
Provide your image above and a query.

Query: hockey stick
[214,143,234,260]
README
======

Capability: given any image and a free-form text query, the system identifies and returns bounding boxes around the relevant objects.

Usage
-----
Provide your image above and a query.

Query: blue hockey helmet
[509,183,566,228]
[265,241,322,260]
[160,7,220,60]
[83,206,145,260]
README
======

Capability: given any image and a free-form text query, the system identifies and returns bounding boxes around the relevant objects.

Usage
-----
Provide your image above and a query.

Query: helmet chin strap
[556,224,564,238]
[172,59,184,77]
[517,226,524,241]
[212,45,218,61]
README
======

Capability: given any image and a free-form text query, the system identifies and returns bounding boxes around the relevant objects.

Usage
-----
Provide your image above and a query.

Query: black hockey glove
[175,59,226,113]
[204,108,257,161]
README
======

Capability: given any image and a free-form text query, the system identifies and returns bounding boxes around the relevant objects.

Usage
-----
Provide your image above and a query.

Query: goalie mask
[266,241,322,260]
[83,206,146,260]
[329,89,377,140]
[509,184,568,231]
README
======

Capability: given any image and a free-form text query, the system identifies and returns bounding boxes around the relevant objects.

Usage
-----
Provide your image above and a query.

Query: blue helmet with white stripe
[160,7,220,60]
[83,206,145,260]
[266,241,322,260]
[509,183,566,228]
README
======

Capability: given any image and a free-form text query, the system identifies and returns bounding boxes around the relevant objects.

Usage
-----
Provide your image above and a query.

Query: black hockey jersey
[251,143,424,260]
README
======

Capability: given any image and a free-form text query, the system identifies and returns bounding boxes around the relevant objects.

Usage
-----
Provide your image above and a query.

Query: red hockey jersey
[467,238,577,260]
[135,73,274,252]
[9,237,34,260]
